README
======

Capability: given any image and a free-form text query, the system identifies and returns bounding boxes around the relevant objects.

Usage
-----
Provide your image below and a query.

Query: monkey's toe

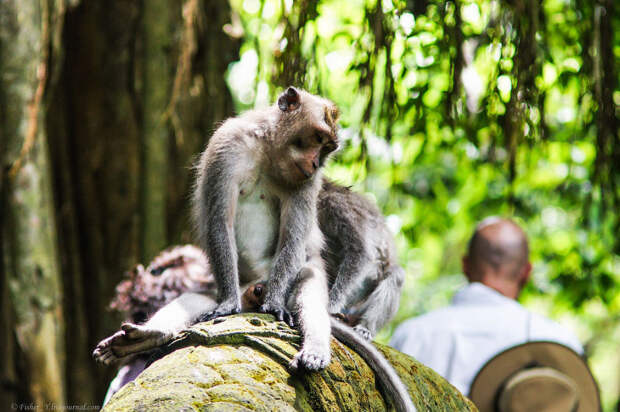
[197,303,241,323]
[121,322,139,333]
[93,330,128,363]
[120,322,153,340]
[99,351,117,365]
[289,348,331,371]
[353,325,373,340]
[96,330,124,348]
[93,345,117,365]
[259,304,294,327]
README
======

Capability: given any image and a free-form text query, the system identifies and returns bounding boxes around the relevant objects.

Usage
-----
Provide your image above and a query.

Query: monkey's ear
[277,87,301,112]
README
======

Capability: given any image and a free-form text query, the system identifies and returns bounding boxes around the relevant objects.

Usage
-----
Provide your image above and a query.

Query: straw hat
[469,341,600,412]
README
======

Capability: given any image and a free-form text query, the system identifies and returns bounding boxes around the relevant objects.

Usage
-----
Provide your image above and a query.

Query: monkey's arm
[259,188,318,326]
[193,143,243,321]
[93,292,216,365]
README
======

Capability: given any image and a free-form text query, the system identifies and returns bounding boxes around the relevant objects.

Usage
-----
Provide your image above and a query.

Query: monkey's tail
[330,319,417,412]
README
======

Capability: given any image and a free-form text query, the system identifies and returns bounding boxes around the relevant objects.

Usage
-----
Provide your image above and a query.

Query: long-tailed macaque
[94,87,404,375]
[96,87,337,370]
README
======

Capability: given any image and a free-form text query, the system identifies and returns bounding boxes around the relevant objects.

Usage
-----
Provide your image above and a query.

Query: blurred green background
[1,0,618,410]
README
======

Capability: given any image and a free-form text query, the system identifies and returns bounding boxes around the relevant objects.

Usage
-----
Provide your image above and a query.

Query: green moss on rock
[103,314,477,411]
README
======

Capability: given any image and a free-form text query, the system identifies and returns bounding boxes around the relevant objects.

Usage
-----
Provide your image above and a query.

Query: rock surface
[103,314,477,411]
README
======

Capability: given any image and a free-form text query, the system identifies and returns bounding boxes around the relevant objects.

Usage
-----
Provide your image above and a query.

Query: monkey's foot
[196,301,241,323]
[259,303,294,327]
[93,323,173,365]
[353,325,373,340]
[289,345,331,371]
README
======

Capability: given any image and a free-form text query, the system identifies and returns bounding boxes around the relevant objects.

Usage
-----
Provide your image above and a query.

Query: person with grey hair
[390,217,583,396]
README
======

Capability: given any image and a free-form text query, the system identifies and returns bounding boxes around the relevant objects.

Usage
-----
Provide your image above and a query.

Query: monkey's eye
[292,138,304,148]
[315,134,323,144]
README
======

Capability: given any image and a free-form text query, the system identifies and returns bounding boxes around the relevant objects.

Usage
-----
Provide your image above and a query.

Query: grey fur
[237,182,411,406]
[319,180,405,338]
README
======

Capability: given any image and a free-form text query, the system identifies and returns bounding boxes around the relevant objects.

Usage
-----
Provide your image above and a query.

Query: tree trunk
[0,0,67,407]
[141,0,172,260]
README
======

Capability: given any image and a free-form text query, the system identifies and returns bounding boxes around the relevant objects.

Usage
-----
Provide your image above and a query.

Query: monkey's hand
[196,298,241,323]
[353,324,373,340]
[258,300,294,327]
[92,323,173,365]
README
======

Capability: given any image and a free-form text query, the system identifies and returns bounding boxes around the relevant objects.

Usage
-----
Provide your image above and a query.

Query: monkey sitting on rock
[94,87,414,411]
[95,185,404,361]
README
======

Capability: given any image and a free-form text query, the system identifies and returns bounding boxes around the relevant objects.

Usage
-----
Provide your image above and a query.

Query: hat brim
[469,341,600,412]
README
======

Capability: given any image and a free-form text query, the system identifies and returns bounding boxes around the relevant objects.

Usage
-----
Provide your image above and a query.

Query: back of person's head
[463,217,531,298]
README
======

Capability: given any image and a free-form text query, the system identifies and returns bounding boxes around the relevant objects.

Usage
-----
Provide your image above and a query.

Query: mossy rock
[103,313,477,411]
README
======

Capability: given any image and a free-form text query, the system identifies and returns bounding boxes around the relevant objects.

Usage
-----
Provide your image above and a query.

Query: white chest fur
[235,176,280,279]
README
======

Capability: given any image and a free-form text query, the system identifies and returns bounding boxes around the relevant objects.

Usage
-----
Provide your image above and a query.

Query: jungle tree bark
[141,0,172,260]
[0,0,68,407]
[48,2,144,403]
[163,0,239,244]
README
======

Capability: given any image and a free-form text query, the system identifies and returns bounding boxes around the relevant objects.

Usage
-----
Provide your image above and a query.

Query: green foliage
[226,0,619,409]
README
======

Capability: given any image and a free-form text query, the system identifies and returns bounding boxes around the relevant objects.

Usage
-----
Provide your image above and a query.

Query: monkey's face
[273,87,340,185]
[287,130,338,182]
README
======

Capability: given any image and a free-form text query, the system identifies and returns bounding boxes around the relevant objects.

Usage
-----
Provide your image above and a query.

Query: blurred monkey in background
[102,245,215,404]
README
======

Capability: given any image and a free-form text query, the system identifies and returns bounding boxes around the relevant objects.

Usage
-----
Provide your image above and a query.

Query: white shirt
[390,282,583,395]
